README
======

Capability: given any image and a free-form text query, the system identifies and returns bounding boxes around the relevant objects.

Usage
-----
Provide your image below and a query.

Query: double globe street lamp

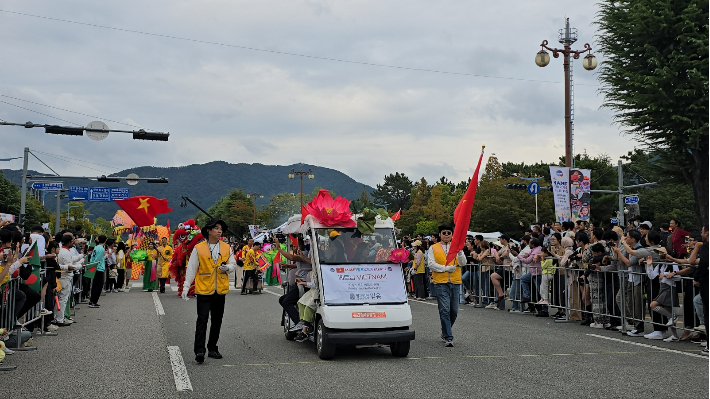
[288,168,314,209]
[535,18,598,168]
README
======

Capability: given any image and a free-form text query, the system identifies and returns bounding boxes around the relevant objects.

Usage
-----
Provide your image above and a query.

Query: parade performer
[156,236,173,293]
[183,219,236,363]
[428,224,467,347]
[142,241,159,292]
[170,219,203,297]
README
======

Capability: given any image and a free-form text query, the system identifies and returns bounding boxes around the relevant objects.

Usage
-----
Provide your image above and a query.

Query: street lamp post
[245,193,264,225]
[535,18,598,168]
[288,168,314,209]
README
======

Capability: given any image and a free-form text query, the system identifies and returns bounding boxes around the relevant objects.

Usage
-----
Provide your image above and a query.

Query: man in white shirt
[427,224,467,347]
[55,233,83,326]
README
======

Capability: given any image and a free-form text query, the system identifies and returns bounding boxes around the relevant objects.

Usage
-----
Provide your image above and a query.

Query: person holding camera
[183,219,236,363]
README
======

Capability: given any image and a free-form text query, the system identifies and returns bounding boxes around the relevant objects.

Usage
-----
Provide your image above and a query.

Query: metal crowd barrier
[457,256,704,338]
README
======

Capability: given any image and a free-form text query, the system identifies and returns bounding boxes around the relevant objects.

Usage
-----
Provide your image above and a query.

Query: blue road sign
[68,186,89,200]
[31,182,63,191]
[69,186,129,201]
[624,196,639,205]
[527,182,540,195]
[88,187,111,202]
[110,188,130,200]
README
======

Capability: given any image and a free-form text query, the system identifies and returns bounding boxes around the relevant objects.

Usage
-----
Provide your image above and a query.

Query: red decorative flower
[305,189,356,227]
[389,248,410,263]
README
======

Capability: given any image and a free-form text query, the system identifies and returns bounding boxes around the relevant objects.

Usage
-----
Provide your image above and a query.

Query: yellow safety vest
[431,243,462,284]
[194,241,231,295]
[414,250,426,274]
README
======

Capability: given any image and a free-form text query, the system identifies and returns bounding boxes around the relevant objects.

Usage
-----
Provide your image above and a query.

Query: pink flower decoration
[305,189,356,227]
[389,248,410,263]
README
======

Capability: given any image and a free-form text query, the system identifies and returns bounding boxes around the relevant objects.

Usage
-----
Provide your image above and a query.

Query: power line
[0,9,598,87]
[0,94,146,129]
[0,100,82,126]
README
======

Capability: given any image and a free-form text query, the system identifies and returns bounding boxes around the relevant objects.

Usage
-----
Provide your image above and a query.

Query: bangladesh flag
[22,241,41,292]
[84,260,98,279]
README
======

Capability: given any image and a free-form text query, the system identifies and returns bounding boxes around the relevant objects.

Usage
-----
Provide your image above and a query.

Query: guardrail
[455,257,705,339]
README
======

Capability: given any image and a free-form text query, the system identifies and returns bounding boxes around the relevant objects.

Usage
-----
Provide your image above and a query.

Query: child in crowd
[107,264,118,292]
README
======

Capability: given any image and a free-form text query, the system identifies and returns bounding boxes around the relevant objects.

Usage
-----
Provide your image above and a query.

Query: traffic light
[45,125,84,136]
[133,130,170,141]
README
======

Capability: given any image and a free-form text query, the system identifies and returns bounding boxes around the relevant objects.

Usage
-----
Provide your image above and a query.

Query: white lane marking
[587,334,706,359]
[152,292,165,316]
[167,346,193,392]
[169,284,177,292]
[132,281,143,288]
[261,288,282,297]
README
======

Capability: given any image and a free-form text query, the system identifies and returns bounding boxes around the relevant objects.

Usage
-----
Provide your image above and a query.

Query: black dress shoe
[208,350,223,359]
[195,352,205,363]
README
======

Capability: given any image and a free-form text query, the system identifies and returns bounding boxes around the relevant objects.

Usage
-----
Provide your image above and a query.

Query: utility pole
[55,189,63,234]
[19,147,29,231]
[535,18,598,168]
[590,159,656,227]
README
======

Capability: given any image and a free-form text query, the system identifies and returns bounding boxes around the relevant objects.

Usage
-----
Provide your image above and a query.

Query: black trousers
[241,270,258,293]
[90,271,105,304]
[279,287,301,324]
[117,269,126,290]
[82,276,92,301]
[159,278,167,293]
[194,293,226,354]
[699,269,708,340]
[414,273,427,299]
[17,283,40,319]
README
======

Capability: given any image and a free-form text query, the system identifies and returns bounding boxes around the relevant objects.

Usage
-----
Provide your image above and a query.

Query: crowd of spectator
[0,221,129,366]
[398,217,708,354]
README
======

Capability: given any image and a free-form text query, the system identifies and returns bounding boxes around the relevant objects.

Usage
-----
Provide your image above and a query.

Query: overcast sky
[0,1,635,188]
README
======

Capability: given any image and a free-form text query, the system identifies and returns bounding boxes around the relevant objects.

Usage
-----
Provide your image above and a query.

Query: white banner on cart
[321,264,407,305]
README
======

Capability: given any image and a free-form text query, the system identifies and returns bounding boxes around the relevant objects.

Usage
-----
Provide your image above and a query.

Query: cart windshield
[314,228,396,264]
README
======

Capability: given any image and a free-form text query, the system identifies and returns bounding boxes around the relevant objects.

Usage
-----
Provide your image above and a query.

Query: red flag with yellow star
[446,146,485,265]
[114,196,173,227]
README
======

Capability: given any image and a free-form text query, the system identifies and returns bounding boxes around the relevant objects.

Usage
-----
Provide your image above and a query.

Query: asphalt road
[2,281,707,398]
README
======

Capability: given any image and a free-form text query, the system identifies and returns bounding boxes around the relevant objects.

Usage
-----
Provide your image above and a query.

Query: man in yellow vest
[183,219,236,363]
[427,224,467,347]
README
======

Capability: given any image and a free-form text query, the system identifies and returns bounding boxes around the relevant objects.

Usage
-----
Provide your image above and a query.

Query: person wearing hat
[183,219,236,363]
[427,223,466,347]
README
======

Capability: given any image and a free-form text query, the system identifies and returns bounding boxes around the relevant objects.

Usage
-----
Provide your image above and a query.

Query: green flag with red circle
[22,240,41,292]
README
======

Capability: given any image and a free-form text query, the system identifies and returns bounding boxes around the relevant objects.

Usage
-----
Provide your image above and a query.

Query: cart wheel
[316,319,336,360]
[283,310,297,341]
[390,341,410,357]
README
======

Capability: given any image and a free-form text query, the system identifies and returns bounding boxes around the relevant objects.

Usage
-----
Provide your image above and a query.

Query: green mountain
[2,161,373,226]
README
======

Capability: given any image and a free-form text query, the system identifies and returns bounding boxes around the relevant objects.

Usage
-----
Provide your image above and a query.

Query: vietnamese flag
[301,205,310,225]
[391,209,401,221]
[22,240,41,292]
[114,196,174,227]
[446,146,485,266]
[288,234,299,248]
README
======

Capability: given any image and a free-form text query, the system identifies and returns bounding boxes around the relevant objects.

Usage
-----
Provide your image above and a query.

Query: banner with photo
[549,166,571,222]
[248,225,260,238]
[569,168,591,222]
[321,264,407,305]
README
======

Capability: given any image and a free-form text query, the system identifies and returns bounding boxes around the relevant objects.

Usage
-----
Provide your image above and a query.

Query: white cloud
[0,0,637,187]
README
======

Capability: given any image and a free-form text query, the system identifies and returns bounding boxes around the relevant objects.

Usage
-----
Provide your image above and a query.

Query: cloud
[0,1,636,188]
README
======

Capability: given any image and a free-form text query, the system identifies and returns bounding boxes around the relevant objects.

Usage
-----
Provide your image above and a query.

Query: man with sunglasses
[427,223,466,347]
